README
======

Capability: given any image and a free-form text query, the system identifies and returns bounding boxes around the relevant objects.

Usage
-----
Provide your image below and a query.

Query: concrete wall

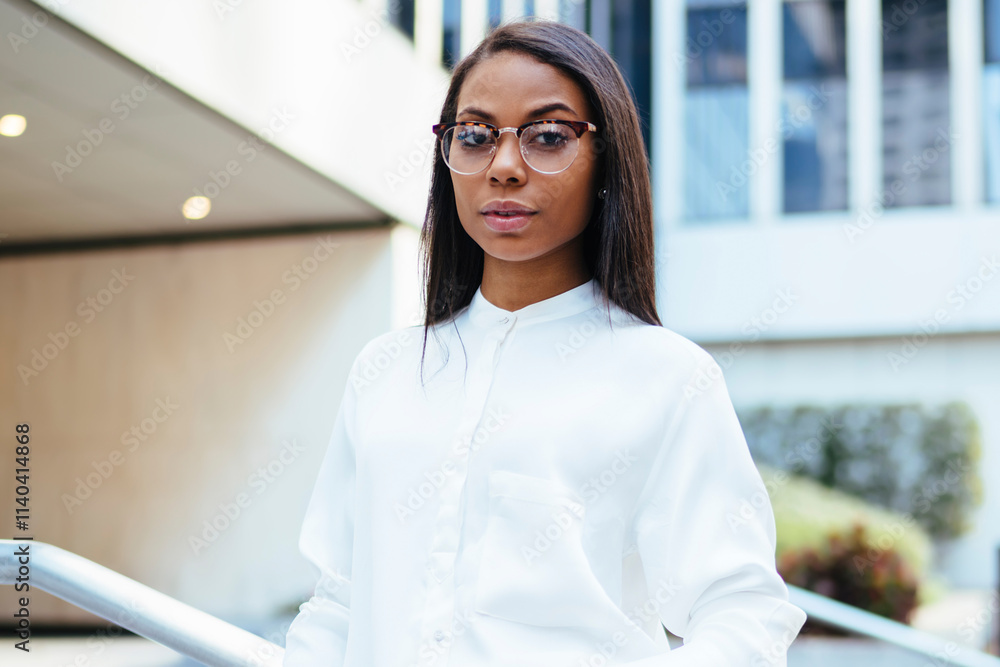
[0,225,408,626]
[48,0,451,228]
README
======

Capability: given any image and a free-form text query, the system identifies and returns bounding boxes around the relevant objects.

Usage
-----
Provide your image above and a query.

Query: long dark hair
[416,17,659,384]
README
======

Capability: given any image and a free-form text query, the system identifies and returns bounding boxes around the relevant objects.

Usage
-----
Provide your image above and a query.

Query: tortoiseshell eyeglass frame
[431,119,600,175]
[431,119,599,140]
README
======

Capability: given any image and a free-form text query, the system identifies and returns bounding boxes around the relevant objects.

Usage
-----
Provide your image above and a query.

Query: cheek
[550,166,595,213]
[451,178,474,217]
[452,178,483,237]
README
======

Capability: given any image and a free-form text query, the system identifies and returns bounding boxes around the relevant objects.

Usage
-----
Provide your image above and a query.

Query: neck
[479,250,591,312]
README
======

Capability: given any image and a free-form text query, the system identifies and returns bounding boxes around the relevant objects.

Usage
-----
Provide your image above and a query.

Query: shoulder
[593,308,726,403]
[606,312,718,374]
[351,324,426,372]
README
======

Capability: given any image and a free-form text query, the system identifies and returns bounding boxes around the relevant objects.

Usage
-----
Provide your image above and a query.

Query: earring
[597,188,607,200]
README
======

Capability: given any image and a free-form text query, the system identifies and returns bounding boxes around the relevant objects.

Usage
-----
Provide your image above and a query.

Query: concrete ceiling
[0,0,389,250]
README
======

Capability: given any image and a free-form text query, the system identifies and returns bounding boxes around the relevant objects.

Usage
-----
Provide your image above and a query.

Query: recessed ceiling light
[0,114,26,137]
[182,195,211,220]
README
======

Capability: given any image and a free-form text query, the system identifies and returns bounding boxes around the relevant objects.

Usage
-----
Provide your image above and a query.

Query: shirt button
[500,316,509,324]
[434,630,446,642]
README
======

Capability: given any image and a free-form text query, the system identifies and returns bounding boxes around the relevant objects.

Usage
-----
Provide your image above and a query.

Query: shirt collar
[466,277,603,328]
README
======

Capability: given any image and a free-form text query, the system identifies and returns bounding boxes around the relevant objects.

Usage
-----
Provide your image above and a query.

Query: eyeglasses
[431,119,599,175]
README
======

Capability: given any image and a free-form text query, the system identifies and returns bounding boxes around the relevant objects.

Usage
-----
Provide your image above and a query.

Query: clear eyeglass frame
[431,119,599,175]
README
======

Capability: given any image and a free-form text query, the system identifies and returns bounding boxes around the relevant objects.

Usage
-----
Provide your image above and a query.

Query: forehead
[457,51,592,120]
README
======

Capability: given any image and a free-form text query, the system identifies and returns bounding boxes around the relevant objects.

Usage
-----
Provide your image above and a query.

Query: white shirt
[282,278,807,667]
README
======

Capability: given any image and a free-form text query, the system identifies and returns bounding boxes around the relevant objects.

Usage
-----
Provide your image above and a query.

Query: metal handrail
[0,539,283,667]
[2,538,999,666]
[788,585,1000,666]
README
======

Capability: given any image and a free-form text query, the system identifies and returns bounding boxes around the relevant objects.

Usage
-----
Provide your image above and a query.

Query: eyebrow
[456,102,579,122]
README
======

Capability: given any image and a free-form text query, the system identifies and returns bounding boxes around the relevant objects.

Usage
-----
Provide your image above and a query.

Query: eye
[455,125,492,149]
[527,123,572,149]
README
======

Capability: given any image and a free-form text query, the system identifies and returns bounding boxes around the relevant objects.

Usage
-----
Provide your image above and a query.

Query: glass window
[389,0,416,41]
[782,1,848,213]
[559,0,587,30]
[985,0,1000,202]
[489,0,502,31]
[881,0,950,207]
[684,2,750,221]
[442,0,462,70]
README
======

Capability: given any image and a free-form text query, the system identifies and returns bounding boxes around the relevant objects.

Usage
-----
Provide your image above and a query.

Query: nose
[486,128,527,182]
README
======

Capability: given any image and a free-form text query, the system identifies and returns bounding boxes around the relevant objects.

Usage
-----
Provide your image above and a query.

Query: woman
[283,18,806,667]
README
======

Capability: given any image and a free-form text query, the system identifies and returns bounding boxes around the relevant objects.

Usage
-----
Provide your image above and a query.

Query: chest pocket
[473,469,637,633]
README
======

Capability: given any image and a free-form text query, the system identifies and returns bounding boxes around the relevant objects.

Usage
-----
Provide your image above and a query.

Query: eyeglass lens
[440,123,581,174]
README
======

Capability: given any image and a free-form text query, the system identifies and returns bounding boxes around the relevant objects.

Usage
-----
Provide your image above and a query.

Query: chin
[480,238,569,264]
[481,247,543,263]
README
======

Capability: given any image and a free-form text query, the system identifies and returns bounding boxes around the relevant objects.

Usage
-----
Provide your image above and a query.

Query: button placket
[418,320,513,666]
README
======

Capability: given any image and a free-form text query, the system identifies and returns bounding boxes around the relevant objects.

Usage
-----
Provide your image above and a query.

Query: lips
[481,200,537,215]
[482,210,535,233]
[480,200,538,232]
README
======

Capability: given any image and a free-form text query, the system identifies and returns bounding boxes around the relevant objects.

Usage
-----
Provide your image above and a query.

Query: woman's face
[450,51,601,267]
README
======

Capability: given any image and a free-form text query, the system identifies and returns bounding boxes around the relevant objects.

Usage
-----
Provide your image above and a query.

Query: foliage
[779,523,920,631]
[762,466,939,631]
[760,465,933,583]
[739,401,982,540]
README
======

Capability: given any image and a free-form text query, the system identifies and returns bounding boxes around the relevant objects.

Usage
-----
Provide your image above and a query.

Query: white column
[502,0,526,24]
[950,0,984,210]
[360,0,387,16]
[535,0,560,21]
[461,0,489,58]
[652,0,686,318]
[415,0,444,68]
[748,0,782,224]
[847,0,881,213]
[652,0,686,232]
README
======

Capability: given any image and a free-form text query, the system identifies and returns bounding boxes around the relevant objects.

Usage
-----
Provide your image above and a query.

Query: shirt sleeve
[623,347,807,667]
[282,354,361,667]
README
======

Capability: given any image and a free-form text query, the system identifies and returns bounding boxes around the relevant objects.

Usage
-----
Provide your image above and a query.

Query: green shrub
[740,401,982,541]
